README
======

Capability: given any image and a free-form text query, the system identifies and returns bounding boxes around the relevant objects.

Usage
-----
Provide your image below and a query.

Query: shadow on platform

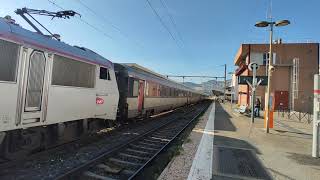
[214,103,236,132]
[213,135,261,155]
[212,136,270,179]
[287,152,320,166]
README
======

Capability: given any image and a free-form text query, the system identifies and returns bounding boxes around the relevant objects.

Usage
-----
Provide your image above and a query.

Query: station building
[233,42,319,113]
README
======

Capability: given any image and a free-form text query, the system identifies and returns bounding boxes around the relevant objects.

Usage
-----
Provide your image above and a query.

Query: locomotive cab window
[99,67,111,80]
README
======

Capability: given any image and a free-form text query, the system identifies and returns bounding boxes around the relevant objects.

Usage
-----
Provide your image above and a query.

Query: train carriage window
[0,39,19,82]
[145,82,149,96]
[128,77,139,97]
[99,67,111,80]
[133,80,139,96]
[52,55,95,88]
[160,85,166,97]
[147,82,158,97]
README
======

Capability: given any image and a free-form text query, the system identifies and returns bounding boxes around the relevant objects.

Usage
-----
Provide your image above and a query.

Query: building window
[99,67,111,80]
[263,52,276,65]
[0,39,19,82]
[52,55,95,88]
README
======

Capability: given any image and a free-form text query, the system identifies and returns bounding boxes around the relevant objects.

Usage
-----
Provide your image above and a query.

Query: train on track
[0,17,206,159]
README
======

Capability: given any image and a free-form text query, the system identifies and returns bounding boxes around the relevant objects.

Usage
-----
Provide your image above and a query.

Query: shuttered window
[52,55,95,88]
[0,39,19,82]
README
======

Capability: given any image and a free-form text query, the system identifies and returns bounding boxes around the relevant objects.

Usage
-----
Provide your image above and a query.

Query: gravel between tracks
[0,104,205,180]
[157,103,213,180]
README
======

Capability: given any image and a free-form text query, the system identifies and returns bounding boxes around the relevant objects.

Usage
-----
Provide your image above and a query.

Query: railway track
[57,102,210,180]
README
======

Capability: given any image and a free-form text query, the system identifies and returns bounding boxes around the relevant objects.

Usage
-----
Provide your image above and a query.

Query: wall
[238,43,319,113]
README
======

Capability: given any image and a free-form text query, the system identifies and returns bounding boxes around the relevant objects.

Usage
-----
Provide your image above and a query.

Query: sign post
[247,63,261,123]
[313,74,320,158]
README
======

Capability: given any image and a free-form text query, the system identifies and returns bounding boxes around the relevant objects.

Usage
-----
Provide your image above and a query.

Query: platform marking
[187,102,215,180]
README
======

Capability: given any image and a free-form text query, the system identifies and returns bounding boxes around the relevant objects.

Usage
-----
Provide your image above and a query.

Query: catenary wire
[47,0,113,40]
[145,0,181,48]
[159,0,185,46]
[75,0,144,48]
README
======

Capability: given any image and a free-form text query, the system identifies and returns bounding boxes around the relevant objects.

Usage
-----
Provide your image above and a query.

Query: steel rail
[128,103,209,179]
[55,103,207,179]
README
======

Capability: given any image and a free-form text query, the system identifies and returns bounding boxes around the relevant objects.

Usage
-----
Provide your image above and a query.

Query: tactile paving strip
[212,146,272,180]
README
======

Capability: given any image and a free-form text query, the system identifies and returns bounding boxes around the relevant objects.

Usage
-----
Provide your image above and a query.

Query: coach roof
[118,63,204,95]
[0,17,113,68]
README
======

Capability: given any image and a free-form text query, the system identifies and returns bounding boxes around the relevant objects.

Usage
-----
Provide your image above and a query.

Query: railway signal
[246,62,263,123]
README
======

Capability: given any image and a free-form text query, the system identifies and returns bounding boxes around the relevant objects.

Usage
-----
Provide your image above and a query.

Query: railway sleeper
[152,132,176,137]
[114,154,146,165]
[156,129,179,134]
[149,136,170,142]
[118,152,149,161]
[143,138,167,144]
[125,148,153,156]
[96,163,123,174]
[108,157,143,168]
[137,141,162,148]
[83,171,117,180]
[129,144,159,152]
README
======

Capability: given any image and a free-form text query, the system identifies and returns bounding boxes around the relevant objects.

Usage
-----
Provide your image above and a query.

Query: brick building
[234,42,319,113]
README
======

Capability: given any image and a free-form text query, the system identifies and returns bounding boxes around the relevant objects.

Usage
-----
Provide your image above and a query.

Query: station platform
[158,102,320,180]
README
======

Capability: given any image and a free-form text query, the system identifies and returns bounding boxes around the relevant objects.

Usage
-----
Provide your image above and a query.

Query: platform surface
[188,103,320,180]
[160,101,320,180]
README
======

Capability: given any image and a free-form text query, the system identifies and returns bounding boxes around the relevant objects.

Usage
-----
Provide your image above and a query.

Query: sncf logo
[96,97,104,104]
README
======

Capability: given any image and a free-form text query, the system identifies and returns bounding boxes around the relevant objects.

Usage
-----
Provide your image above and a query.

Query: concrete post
[312,74,320,158]
[251,68,257,123]
[265,23,274,133]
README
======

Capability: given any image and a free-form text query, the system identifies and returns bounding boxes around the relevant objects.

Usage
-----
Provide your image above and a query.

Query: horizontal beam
[166,75,225,79]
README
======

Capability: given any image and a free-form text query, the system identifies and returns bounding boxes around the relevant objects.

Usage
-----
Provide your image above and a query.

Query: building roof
[234,42,319,66]
[0,17,113,68]
[234,44,250,66]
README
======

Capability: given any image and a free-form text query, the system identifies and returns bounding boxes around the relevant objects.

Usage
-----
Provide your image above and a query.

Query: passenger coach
[115,63,204,121]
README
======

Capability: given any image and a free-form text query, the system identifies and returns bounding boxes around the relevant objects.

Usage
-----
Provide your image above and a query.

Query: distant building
[233,42,319,113]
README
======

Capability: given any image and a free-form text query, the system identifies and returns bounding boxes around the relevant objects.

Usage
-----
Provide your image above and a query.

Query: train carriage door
[18,49,50,125]
[137,80,145,113]
[24,51,46,112]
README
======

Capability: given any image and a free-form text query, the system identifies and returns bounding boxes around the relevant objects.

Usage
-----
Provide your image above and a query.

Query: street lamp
[255,19,290,133]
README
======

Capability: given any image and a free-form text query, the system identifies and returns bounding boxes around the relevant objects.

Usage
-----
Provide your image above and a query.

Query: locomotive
[0,17,205,159]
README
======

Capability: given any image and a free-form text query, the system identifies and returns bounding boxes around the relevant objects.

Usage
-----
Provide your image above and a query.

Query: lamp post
[255,19,290,133]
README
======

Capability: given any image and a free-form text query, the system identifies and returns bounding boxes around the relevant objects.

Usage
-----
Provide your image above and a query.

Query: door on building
[274,91,289,110]
[137,80,145,113]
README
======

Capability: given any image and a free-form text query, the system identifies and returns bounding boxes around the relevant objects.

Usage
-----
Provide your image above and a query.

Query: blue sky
[1,0,319,83]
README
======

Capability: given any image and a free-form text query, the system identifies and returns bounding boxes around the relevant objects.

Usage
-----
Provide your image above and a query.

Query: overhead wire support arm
[166,75,225,79]
[15,7,80,40]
